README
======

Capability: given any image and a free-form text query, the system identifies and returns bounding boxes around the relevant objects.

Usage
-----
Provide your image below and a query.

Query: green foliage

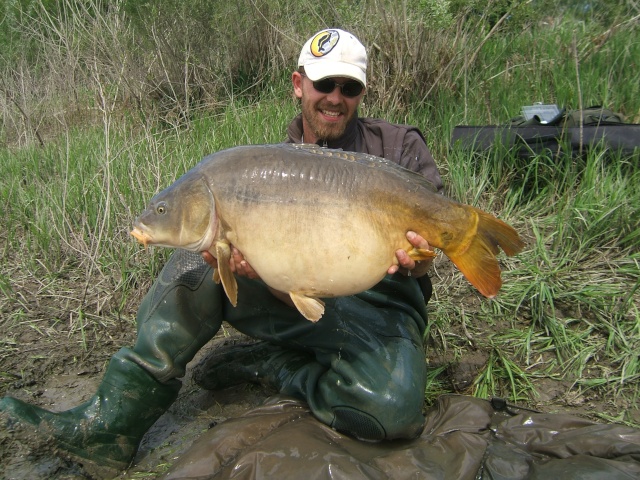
[414,0,455,29]
[554,0,634,25]
[473,345,537,401]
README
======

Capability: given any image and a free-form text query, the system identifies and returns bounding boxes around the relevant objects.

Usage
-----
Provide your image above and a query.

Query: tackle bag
[451,105,640,158]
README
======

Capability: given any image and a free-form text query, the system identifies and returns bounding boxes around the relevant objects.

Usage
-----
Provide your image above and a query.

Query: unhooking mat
[163,394,640,479]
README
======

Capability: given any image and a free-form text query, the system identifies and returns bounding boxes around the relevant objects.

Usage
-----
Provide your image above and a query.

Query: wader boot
[0,250,223,471]
[196,273,431,442]
[194,341,315,391]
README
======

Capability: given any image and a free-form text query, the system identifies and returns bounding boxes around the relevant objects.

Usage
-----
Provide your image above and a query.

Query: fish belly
[224,203,401,297]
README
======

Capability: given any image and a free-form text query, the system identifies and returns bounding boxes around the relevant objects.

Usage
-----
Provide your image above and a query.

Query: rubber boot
[200,273,430,442]
[0,250,223,471]
[1,352,179,471]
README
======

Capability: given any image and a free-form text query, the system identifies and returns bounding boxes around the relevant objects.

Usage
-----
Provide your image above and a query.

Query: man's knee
[329,381,426,440]
[320,349,427,441]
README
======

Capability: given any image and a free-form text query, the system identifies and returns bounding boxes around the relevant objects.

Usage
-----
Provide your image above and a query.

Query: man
[0,28,443,472]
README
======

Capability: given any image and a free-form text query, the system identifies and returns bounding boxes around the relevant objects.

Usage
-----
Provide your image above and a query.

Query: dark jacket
[285,114,443,192]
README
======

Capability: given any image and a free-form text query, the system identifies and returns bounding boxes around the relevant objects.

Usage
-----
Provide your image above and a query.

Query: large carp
[131,143,524,321]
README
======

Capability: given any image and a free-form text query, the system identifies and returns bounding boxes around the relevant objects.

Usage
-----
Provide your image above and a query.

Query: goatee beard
[302,103,355,142]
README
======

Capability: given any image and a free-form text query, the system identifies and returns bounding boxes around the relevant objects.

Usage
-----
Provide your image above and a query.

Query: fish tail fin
[445,208,525,298]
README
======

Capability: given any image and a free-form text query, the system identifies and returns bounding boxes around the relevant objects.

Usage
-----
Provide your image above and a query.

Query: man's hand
[201,248,259,279]
[388,231,434,278]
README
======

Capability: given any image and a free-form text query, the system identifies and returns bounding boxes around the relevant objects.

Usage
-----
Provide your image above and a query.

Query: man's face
[292,72,364,143]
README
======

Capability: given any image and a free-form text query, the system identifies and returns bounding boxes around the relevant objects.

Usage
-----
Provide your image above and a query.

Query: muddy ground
[1,258,637,479]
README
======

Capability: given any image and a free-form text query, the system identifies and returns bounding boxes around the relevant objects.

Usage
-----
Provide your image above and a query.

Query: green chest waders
[197,273,430,441]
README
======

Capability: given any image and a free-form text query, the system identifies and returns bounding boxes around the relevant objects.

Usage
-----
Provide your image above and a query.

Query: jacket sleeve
[400,130,444,193]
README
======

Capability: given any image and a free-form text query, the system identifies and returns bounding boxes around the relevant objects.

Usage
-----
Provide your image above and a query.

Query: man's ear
[292,71,303,99]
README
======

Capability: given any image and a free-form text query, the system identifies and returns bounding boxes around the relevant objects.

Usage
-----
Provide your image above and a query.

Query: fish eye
[156,202,167,215]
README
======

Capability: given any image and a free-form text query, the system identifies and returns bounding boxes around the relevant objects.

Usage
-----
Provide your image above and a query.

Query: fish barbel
[131,143,524,321]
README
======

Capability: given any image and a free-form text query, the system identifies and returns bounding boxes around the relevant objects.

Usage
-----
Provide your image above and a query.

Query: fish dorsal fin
[289,143,340,155]
[285,144,438,192]
[289,292,325,322]
[214,240,238,306]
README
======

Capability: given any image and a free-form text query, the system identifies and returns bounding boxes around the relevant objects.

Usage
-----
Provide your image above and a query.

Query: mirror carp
[131,144,524,321]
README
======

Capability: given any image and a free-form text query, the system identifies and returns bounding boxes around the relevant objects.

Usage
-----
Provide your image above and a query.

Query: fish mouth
[130,227,152,248]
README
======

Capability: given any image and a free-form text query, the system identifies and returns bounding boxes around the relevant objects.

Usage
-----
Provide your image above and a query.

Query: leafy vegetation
[1,0,639,426]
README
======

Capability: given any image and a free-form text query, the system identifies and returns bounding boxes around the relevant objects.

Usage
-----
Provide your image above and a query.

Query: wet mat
[164,394,640,479]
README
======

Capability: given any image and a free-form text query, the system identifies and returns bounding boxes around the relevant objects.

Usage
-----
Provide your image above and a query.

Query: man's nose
[325,86,344,103]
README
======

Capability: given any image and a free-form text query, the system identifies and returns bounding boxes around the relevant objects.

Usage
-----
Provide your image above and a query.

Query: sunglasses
[303,74,364,98]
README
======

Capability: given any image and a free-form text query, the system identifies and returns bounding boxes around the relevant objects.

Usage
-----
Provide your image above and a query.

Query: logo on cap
[310,30,340,57]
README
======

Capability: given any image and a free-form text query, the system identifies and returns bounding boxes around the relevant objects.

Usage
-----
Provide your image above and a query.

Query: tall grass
[0,0,639,421]
[443,142,640,400]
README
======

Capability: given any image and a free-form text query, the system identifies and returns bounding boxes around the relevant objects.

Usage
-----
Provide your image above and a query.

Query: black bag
[451,106,639,158]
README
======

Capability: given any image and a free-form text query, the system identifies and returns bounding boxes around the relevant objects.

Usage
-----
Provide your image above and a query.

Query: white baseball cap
[298,29,367,87]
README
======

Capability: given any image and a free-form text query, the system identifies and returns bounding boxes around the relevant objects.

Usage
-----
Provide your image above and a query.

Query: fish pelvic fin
[289,292,325,322]
[446,208,525,298]
[215,240,238,306]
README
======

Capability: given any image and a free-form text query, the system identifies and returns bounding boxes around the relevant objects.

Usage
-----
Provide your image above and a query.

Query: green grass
[1,0,639,425]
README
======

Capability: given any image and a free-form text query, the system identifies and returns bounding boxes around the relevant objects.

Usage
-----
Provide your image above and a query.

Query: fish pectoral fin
[289,292,325,322]
[408,247,437,261]
[215,241,238,306]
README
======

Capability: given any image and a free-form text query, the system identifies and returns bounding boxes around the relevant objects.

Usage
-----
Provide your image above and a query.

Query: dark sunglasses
[303,74,364,98]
